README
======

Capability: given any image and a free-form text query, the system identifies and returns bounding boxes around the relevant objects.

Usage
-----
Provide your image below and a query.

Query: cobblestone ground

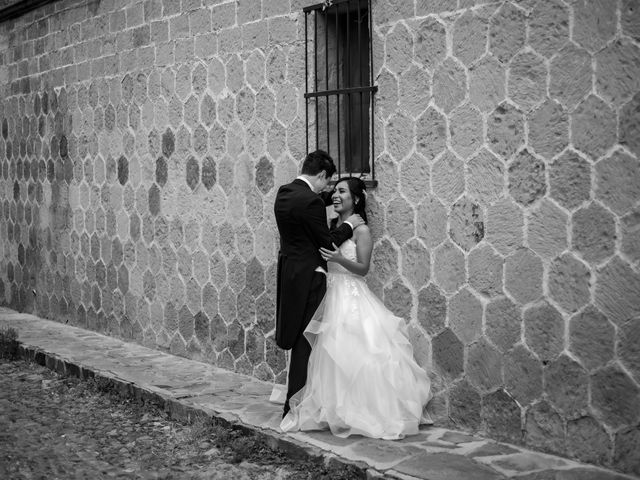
[0,358,360,480]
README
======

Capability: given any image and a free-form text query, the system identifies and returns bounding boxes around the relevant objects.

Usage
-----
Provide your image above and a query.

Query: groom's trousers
[284,271,327,416]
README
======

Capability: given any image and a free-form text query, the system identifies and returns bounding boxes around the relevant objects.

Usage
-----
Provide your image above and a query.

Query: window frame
[302,0,378,187]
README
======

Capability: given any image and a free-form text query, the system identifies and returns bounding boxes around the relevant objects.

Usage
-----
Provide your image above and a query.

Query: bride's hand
[320,243,343,263]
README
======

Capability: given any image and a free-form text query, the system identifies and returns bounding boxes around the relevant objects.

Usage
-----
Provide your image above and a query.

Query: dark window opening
[304,0,377,185]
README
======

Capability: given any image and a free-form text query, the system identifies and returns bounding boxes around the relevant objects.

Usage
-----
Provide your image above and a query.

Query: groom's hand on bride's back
[346,214,364,230]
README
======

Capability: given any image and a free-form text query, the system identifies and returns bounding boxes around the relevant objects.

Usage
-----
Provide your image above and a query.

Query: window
[303,0,377,185]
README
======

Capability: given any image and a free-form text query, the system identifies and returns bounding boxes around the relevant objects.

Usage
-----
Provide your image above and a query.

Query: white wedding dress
[281,239,432,439]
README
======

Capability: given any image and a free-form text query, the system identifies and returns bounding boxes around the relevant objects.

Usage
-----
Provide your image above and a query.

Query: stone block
[572,202,616,265]
[486,197,524,255]
[482,389,522,444]
[414,17,447,71]
[505,344,543,406]
[433,57,467,114]
[449,197,484,252]
[508,150,546,206]
[219,285,237,324]
[590,364,640,429]
[572,0,617,53]
[466,148,505,204]
[376,69,398,121]
[236,287,256,328]
[549,43,592,109]
[244,257,265,298]
[613,425,640,476]
[449,288,482,345]
[489,2,526,64]
[433,328,464,381]
[528,99,568,160]
[370,237,399,286]
[432,150,465,206]
[569,306,615,372]
[548,253,591,313]
[596,40,640,107]
[386,196,415,246]
[545,354,589,417]
[433,241,465,294]
[449,379,482,430]
[210,313,227,352]
[385,112,415,162]
[548,150,591,211]
[255,291,275,335]
[467,337,503,391]
[525,400,565,455]
[524,301,564,362]
[401,238,430,290]
[399,153,430,205]
[468,245,503,298]
[528,0,569,58]
[449,103,483,159]
[384,23,413,74]
[452,10,488,66]
[487,102,524,161]
[418,283,446,336]
[508,51,547,112]
[566,415,612,466]
[505,248,543,305]
[526,200,566,261]
[416,107,447,161]
[274,83,299,127]
[572,95,617,160]
[469,55,506,114]
[227,319,245,359]
[596,256,640,326]
[142,269,156,301]
[384,279,413,320]
[161,128,174,158]
[399,65,431,120]
[596,150,640,216]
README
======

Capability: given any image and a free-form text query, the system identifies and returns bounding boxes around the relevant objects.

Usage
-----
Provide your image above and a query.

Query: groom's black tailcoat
[274,179,352,410]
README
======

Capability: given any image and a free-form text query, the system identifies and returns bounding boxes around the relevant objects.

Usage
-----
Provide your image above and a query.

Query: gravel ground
[0,358,363,480]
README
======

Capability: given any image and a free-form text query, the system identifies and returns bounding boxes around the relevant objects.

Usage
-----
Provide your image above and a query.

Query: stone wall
[0,0,639,474]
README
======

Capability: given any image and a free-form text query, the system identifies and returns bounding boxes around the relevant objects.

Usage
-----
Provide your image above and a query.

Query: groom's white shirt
[296,176,353,275]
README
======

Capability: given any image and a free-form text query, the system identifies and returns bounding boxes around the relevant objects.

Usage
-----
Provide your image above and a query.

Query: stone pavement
[1,307,636,480]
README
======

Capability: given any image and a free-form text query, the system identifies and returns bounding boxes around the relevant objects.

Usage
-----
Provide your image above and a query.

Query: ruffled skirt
[281,272,432,439]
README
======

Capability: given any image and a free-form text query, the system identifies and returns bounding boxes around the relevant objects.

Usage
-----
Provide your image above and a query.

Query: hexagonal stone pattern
[572,203,616,265]
[524,301,564,362]
[2,0,638,470]
[548,253,591,313]
[504,344,542,406]
[505,248,543,305]
[591,364,640,429]
[548,150,591,211]
[545,354,589,417]
[595,150,640,216]
[569,306,615,372]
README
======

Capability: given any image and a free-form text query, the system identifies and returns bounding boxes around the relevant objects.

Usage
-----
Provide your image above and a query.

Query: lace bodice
[327,239,358,275]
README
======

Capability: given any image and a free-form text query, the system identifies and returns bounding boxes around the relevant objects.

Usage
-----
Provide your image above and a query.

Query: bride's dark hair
[332,176,368,225]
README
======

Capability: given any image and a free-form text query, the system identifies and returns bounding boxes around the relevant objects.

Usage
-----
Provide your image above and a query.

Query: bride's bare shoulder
[353,224,371,241]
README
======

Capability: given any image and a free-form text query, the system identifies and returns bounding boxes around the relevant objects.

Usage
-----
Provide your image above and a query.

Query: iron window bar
[303,0,378,187]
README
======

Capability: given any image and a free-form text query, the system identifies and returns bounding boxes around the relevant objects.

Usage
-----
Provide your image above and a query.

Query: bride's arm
[320,226,373,276]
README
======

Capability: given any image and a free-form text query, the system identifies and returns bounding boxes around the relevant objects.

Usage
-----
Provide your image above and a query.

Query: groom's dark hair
[301,150,337,177]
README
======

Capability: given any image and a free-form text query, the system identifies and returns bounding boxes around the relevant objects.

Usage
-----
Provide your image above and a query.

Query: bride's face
[332,181,354,215]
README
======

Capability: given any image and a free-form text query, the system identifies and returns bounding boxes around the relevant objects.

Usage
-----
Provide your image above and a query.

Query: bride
[280,176,432,439]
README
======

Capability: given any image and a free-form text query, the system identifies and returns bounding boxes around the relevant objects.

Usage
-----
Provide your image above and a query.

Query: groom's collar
[296,176,315,192]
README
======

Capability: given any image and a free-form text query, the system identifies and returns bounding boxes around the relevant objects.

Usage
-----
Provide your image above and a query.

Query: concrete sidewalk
[0,307,634,480]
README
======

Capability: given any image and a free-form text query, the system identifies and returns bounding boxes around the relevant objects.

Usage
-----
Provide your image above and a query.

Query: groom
[274,150,363,417]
